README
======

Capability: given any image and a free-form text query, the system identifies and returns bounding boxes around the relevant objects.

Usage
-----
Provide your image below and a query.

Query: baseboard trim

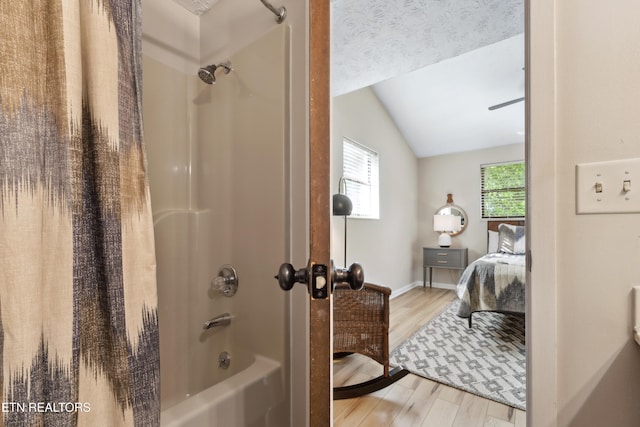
[390,281,457,299]
[390,282,421,299]
[431,282,457,291]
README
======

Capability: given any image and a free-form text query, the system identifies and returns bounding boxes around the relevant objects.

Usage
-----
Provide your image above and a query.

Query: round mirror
[435,194,468,236]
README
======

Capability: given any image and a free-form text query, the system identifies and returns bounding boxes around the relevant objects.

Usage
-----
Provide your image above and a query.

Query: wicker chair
[333,282,409,400]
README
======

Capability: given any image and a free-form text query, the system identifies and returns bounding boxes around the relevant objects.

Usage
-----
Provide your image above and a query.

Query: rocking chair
[333,282,409,400]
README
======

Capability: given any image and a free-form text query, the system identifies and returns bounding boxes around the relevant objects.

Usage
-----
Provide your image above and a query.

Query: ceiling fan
[488,96,525,111]
[488,66,525,111]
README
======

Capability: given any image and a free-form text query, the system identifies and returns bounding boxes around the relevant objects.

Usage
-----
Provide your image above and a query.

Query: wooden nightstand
[423,247,468,288]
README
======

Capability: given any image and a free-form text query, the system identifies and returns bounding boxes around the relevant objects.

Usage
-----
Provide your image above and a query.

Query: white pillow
[498,224,526,254]
[488,230,499,253]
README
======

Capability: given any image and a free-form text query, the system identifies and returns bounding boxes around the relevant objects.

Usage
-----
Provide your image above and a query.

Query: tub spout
[203,313,232,330]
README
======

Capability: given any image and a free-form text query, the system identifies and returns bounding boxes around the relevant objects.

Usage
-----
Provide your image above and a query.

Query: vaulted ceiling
[331,0,525,157]
[373,34,525,158]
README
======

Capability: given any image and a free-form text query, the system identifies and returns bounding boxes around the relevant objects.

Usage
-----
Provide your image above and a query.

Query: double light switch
[576,158,640,214]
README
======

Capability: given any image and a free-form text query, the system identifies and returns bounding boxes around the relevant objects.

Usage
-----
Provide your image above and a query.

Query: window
[481,161,525,219]
[343,138,379,219]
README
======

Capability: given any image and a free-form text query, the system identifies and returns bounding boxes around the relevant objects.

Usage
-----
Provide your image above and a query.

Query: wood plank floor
[333,287,526,427]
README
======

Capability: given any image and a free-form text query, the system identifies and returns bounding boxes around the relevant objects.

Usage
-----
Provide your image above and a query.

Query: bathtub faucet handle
[211,264,238,297]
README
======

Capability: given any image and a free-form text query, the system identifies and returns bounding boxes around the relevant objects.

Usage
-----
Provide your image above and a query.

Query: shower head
[198,61,232,85]
[198,65,217,84]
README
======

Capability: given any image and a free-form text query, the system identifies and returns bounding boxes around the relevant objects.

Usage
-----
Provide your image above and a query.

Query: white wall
[552,1,640,425]
[332,87,418,293]
[417,143,524,286]
[529,0,640,425]
[331,88,524,292]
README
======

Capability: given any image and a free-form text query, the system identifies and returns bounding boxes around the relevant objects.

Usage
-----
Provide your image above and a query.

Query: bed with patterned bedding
[456,222,526,327]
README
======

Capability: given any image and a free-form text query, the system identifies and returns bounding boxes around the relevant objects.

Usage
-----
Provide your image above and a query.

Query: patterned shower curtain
[0,1,159,426]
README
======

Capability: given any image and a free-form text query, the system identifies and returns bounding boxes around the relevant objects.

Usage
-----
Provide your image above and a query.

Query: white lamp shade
[433,214,460,232]
[452,215,462,232]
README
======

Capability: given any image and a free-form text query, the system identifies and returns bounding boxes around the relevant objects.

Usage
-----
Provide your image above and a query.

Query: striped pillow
[498,224,526,254]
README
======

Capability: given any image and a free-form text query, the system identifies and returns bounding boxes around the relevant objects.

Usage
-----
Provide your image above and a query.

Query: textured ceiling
[331,0,525,157]
[330,0,524,96]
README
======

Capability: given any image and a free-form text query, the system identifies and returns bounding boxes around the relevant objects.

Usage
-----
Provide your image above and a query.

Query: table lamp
[433,214,461,247]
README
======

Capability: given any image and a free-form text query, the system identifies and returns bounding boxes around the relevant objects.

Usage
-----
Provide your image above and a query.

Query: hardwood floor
[333,287,526,427]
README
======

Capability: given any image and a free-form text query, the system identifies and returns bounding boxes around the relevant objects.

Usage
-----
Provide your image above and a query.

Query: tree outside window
[481,161,525,219]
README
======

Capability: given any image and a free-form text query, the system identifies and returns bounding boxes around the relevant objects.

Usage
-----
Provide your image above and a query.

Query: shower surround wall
[143,23,289,417]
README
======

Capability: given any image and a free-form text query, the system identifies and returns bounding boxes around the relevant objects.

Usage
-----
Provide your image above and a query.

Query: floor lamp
[333,178,352,267]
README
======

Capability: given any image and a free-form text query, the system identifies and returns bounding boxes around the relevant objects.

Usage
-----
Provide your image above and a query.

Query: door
[274,1,338,424]
[309,0,333,421]
[276,0,380,423]
[307,0,333,423]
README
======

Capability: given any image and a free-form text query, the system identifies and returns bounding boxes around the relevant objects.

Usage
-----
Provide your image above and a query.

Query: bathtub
[160,355,285,427]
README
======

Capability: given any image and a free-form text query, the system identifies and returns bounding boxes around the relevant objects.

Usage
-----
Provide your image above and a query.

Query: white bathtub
[160,355,285,427]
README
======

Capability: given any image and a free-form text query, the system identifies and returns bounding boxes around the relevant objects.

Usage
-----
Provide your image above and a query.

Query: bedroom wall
[551,1,640,425]
[417,143,524,286]
[331,87,418,293]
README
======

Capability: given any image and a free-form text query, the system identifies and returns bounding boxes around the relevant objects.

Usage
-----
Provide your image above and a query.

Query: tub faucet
[203,313,232,330]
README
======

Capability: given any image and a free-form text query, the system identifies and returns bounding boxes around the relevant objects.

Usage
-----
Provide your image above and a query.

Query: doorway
[324,3,530,424]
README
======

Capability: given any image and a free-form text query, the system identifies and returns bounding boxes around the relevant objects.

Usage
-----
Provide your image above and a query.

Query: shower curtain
[0,1,159,426]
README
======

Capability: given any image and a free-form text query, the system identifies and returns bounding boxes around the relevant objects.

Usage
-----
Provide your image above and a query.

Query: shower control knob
[211,264,238,297]
[332,262,364,290]
[275,263,309,291]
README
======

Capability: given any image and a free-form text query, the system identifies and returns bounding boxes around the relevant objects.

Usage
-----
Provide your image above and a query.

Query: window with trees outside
[480,161,525,219]
[343,138,379,219]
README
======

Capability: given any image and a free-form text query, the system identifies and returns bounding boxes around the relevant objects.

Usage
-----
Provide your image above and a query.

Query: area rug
[389,300,526,410]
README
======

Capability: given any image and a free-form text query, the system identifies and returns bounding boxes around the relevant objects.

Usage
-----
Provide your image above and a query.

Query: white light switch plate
[576,158,640,214]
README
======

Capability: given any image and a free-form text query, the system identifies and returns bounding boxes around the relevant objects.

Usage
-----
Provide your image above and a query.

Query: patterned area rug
[389,300,526,410]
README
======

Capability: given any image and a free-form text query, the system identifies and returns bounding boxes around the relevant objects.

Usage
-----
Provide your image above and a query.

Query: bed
[456,220,526,327]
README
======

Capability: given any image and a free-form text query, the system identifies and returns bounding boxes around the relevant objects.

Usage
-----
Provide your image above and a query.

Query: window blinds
[343,138,379,218]
[480,161,526,219]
